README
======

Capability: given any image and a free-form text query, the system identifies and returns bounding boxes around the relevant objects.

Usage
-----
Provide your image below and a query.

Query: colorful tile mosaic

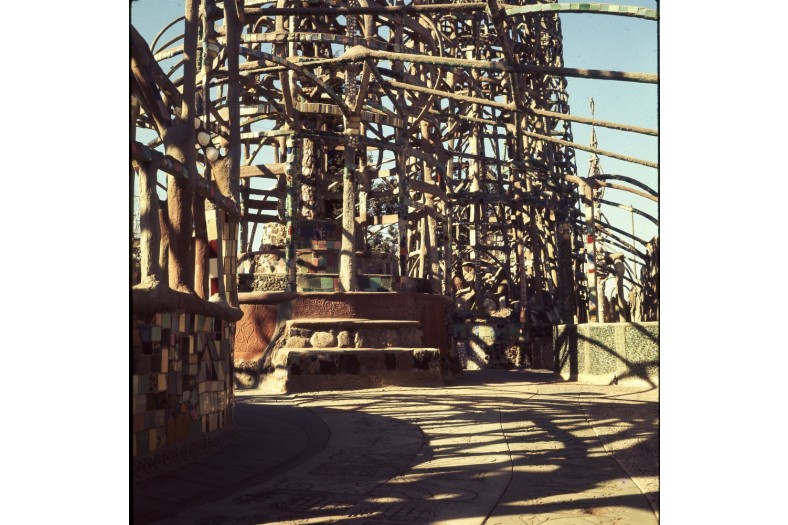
[132,310,235,458]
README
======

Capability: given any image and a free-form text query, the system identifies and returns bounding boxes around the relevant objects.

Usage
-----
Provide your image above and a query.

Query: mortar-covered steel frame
[131,0,659,367]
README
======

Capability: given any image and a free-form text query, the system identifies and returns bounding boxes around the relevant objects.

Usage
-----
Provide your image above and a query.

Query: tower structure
[132,0,659,369]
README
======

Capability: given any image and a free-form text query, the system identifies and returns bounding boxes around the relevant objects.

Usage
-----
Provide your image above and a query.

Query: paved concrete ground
[134,370,659,524]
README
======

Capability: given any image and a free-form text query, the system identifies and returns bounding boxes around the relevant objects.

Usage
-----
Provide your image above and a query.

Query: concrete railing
[553,322,659,387]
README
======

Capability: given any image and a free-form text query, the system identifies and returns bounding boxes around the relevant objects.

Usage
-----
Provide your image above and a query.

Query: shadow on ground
[134,369,659,525]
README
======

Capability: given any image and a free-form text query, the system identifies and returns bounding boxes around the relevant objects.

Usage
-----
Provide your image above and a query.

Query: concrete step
[286,318,421,329]
[281,318,424,349]
[261,347,442,393]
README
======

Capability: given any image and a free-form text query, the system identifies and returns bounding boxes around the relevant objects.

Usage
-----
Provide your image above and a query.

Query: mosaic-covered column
[340,6,361,293]
[582,183,599,322]
[339,129,359,292]
[212,206,228,300]
[300,137,320,220]
[396,143,409,281]
[221,212,238,306]
[614,256,631,322]
[556,218,576,323]
[284,135,299,292]
[420,120,441,294]
[393,10,408,284]
[442,157,453,296]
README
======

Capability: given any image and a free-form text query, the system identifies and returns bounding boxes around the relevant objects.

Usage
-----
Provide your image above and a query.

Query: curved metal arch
[504,3,658,21]
[239,46,352,118]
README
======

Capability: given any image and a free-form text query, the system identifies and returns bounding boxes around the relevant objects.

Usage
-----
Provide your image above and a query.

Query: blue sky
[558,1,658,255]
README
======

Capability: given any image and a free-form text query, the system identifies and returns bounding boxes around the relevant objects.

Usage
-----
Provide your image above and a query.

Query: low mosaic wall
[553,322,659,386]
[131,312,237,481]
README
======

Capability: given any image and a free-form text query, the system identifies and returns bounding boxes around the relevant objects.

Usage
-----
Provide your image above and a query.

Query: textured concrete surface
[555,323,659,387]
[133,369,659,524]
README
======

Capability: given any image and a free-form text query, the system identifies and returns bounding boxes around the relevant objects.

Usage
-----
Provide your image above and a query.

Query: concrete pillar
[137,162,162,285]
[582,183,599,322]
[339,132,358,292]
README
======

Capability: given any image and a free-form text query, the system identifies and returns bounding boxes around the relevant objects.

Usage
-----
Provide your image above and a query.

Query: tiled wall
[238,259,403,293]
[296,274,394,292]
[553,322,659,386]
[297,250,339,274]
[131,311,235,474]
[207,212,240,297]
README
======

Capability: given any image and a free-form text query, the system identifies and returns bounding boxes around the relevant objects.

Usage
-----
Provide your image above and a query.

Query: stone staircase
[259,318,442,393]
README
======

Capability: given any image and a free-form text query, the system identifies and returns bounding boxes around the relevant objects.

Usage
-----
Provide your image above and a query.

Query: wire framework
[131,0,659,367]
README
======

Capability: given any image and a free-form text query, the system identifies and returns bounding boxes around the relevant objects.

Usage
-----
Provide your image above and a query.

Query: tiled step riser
[266,348,442,392]
[287,349,438,375]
